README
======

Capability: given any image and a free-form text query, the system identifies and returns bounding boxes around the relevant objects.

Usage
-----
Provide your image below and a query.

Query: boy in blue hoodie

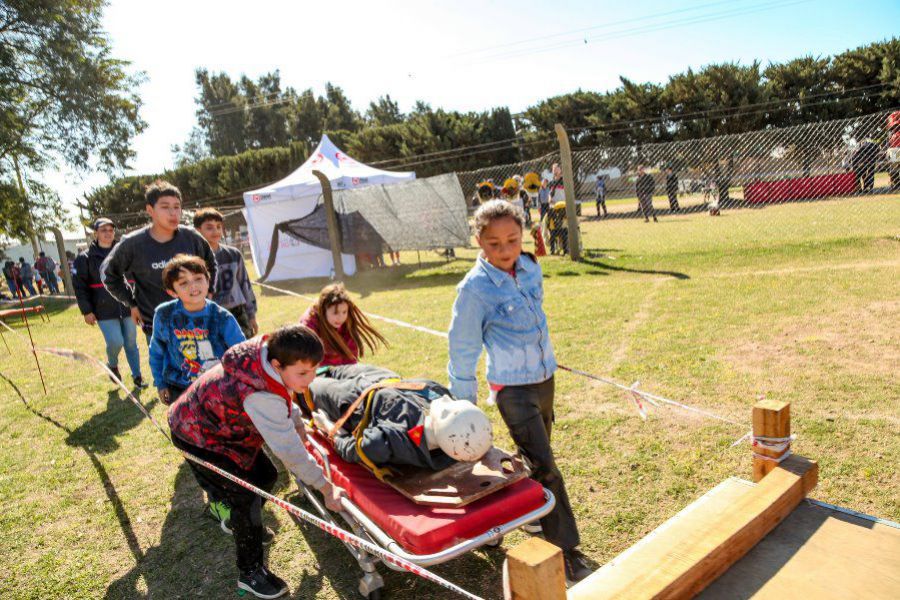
[149,254,245,405]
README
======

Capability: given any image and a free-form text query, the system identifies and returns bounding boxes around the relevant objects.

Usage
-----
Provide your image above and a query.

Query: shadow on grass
[105,462,239,599]
[580,249,690,280]
[66,390,158,454]
[0,371,150,586]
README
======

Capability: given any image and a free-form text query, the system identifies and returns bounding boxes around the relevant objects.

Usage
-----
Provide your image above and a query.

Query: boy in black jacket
[101,180,217,341]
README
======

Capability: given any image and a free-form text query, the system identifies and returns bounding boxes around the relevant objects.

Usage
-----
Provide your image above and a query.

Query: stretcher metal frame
[298,436,557,599]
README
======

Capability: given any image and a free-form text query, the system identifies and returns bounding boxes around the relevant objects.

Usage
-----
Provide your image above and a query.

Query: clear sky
[45,0,900,222]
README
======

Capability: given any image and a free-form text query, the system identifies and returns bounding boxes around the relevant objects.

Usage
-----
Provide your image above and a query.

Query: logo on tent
[335,151,357,164]
[352,177,360,185]
[252,194,261,203]
[310,152,326,165]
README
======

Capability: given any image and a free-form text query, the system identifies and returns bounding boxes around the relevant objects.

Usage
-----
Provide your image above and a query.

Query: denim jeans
[97,318,142,378]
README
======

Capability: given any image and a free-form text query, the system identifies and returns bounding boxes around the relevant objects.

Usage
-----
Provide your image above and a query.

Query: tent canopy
[242,135,415,281]
[245,134,415,206]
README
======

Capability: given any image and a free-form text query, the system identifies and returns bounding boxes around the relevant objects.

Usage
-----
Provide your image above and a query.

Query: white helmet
[427,396,493,462]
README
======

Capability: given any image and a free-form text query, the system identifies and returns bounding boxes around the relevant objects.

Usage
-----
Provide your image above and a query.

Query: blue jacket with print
[447,254,556,401]
[149,299,245,390]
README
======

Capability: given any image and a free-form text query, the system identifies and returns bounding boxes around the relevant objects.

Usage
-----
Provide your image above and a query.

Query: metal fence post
[554,124,582,261]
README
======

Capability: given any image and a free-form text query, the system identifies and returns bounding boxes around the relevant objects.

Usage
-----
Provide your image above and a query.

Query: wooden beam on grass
[505,537,567,600]
[567,455,818,600]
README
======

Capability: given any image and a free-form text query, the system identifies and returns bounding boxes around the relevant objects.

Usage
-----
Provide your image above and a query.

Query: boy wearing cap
[101,180,217,340]
[72,218,148,388]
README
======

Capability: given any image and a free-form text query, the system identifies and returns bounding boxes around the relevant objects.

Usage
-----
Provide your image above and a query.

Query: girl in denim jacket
[447,199,591,583]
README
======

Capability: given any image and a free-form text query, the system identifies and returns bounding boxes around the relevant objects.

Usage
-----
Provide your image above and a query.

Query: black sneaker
[132,376,149,389]
[107,366,121,384]
[564,549,592,584]
[237,565,288,599]
[221,519,275,546]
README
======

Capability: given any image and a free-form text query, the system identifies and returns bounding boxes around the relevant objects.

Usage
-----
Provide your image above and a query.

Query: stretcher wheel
[486,535,504,547]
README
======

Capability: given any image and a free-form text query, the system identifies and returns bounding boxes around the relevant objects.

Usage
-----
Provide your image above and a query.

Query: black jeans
[495,376,580,551]
[171,435,278,573]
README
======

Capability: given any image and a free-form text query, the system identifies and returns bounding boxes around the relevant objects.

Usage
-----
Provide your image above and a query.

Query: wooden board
[700,500,900,599]
[568,455,818,600]
[387,447,529,507]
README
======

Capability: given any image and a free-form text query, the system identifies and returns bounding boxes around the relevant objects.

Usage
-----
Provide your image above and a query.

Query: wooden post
[504,538,566,600]
[50,227,73,296]
[311,170,345,281]
[554,123,581,262]
[752,400,790,482]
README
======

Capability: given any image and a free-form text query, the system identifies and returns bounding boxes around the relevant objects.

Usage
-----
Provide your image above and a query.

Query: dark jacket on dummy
[309,363,456,470]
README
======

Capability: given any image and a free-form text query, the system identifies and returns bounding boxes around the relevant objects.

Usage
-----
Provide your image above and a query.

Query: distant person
[9,261,23,297]
[3,261,18,297]
[665,167,680,212]
[73,218,148,388]
[17,257,36,296]
[298,282,388,367]
[193,208,258,339]
[35,252,60,294]
[635,166,658,223]
[548,163,565,204]
[595,175,608,217]
[851,139,879,193]
[102,180,217,341]
[538,178,551,223]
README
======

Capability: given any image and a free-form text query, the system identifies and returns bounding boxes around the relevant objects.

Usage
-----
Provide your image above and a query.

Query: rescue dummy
[307,364,493,473]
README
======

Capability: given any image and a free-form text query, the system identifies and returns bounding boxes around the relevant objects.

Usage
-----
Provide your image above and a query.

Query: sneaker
[522,521,543,534]
[208,500,231,524]
[563,549,592,584]
[132,376,149,389]
[107,366,121,384]
[237,565,288,599]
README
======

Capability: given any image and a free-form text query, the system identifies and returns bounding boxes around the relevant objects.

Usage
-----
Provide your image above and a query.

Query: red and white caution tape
[1,322,484,600]
[254,280,746,429]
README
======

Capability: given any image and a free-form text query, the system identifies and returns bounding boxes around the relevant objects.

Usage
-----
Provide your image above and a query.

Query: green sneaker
[208,501,232,527]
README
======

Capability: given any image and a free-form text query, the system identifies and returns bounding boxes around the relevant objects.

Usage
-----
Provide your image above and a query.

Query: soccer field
[0,193,897,599]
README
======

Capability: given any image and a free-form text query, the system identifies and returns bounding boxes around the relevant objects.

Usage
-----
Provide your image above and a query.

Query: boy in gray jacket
[193,208,258,338]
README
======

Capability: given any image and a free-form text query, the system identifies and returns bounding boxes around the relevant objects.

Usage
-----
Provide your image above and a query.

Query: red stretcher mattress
[305,432,546,555]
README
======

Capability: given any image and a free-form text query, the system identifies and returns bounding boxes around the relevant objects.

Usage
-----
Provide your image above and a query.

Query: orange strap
[327,379,427,440]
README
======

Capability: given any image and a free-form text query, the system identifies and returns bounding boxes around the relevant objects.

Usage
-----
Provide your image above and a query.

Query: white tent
[242,135,415,281]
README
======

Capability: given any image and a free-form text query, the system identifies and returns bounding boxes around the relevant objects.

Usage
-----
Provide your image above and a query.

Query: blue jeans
[97,318,142,378]
[21,277,37,296]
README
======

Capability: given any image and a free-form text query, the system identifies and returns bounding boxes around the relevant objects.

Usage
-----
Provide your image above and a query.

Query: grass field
[0,193,898,599]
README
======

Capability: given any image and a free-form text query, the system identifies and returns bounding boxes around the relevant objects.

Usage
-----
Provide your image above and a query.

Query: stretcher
[296,423,556,599]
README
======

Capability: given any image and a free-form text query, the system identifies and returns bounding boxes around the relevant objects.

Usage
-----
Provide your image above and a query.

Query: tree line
[87,37,900,220]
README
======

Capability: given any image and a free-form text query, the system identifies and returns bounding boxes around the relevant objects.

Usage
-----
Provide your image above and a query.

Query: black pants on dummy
[172,435,278,572]
[495,376,580,551]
